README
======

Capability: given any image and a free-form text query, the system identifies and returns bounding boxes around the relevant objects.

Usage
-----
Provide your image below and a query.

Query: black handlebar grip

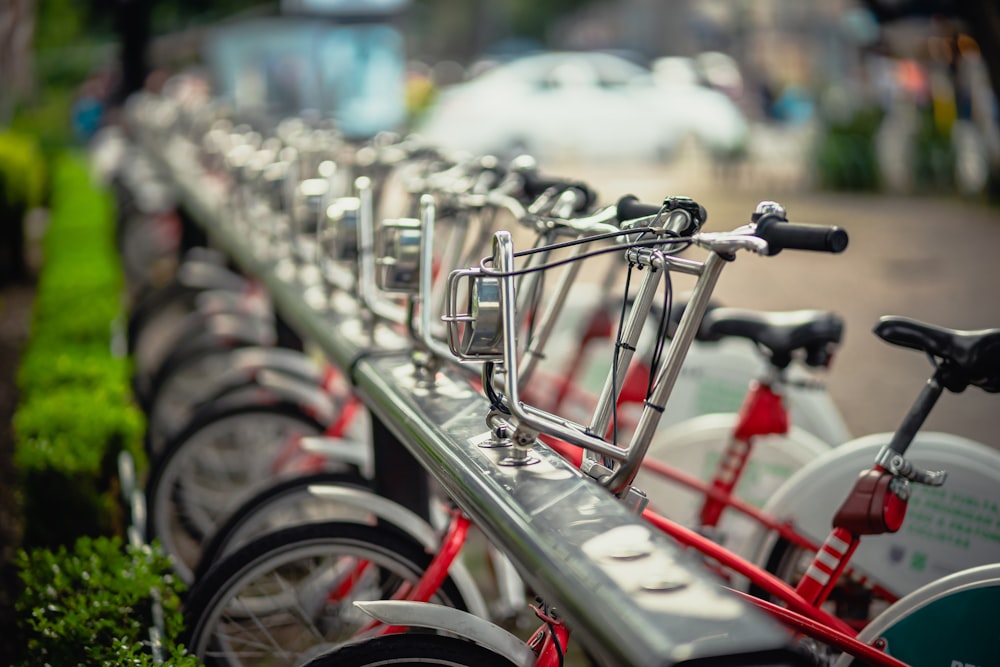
[616,195,661,222]
[755,214,848,255]
[520,171,597,212]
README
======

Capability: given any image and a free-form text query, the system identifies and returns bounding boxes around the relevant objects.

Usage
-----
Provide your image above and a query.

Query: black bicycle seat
[700,308,844,369]
[874,316,1000,393]
[666,293,723,341]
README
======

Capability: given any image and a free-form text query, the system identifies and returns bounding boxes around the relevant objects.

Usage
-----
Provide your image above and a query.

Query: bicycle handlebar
[616,197,847,255]
[519,170,598,212]
[617,195,707,241]
[754,213,849,255]
[616,194,661,221]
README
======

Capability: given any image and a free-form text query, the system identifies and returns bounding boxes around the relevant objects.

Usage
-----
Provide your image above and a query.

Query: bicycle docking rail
[129,96,809,667]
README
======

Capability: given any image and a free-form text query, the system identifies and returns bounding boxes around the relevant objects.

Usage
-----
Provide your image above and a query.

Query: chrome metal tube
[607,250,729,492]
[357,176,408,325]
[418,194,460,360]
[587,264,663,438]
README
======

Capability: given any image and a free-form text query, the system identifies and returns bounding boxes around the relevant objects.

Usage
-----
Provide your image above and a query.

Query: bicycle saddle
[874,316,1000,393]
[700,308,844,369]
[664,293,723,340]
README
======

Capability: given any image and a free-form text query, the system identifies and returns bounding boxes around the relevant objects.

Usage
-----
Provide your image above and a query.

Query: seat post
[883,371,946,457]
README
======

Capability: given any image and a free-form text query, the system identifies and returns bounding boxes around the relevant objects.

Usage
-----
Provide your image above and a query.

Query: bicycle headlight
[443,269,503,360]
[319,196,360,262]
[375,218,422,293]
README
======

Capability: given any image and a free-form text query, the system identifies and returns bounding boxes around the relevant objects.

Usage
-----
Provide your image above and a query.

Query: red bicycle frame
[332,504,908,666]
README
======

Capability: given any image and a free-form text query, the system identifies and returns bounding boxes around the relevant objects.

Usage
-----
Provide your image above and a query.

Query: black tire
[128,283,203,405]
[145,401,330,583]
[127,278,198,356]
[128,261,251,403]
[144,345,323,456]
[118,209,181,297]
[183,522,473,667]
[143,310,275,407]
[152,379,340,460]
[302,633,518,667]
[195,471,373,581]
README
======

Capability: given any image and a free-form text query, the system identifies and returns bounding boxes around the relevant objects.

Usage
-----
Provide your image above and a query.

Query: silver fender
[299,436,373,479]
[745,432,1000,597]
[304,484,490,620]
[354,600,536,667]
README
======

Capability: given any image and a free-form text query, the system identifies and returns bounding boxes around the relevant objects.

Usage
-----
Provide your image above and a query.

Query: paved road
[541,156,1000,450]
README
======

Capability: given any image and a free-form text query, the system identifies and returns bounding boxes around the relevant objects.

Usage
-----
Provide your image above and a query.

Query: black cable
[546,622,565,667]
[513,226,646,254]
[482,361,511,415]
[609,264,635,456]
[479,234,691,276]
[646,266,674,400]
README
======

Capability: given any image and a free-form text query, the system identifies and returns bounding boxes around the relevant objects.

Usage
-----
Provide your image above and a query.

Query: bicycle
[133,108,1000,664]
[138,128,386,583]
[468,189,1000,621]
[143,133,549,586]
[178,186,852,665]
[304,193,1000,666]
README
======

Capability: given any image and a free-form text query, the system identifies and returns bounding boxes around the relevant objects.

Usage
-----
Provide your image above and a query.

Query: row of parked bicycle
[96,85,1000,667]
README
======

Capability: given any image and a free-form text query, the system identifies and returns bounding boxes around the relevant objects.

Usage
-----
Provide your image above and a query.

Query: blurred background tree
[862,0,1000,197]
[1,0,998,197]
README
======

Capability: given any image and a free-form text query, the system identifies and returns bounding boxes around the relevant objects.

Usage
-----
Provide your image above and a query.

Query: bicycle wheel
[145,346,323,456]
[748,432,1000,626]
[183,522,473,667]
[118,207,181,298]
[756,535,897,630]
[301,634,517,667]
[145,401,332,583]
[129,285,202,405]
[144,310,276,401]
[195,472,375,579]
[832,563,1000,667]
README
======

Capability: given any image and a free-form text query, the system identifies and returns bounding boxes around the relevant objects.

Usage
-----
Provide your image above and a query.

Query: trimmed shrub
[814,107,883,192]
[0,132,47,284]
[14,153,145,548]
[15,536,197,667]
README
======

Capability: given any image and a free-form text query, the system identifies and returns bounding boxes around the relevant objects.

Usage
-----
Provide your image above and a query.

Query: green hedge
[10,153,197,664]
[814,107,883,192]
[0,131,47,284]
[0,132,47,212]
[16,536,197,666]
[14,153,145,548]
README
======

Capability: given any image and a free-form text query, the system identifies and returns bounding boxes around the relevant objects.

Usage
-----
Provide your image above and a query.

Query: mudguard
[293,485,490,622]
[354,601,536,667]
[746,432,1000,598]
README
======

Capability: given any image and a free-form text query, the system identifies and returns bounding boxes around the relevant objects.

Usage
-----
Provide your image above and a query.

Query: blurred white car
[414,51,749,163]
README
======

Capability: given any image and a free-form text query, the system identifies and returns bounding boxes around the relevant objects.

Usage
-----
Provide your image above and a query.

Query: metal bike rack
[132,114,808,667]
